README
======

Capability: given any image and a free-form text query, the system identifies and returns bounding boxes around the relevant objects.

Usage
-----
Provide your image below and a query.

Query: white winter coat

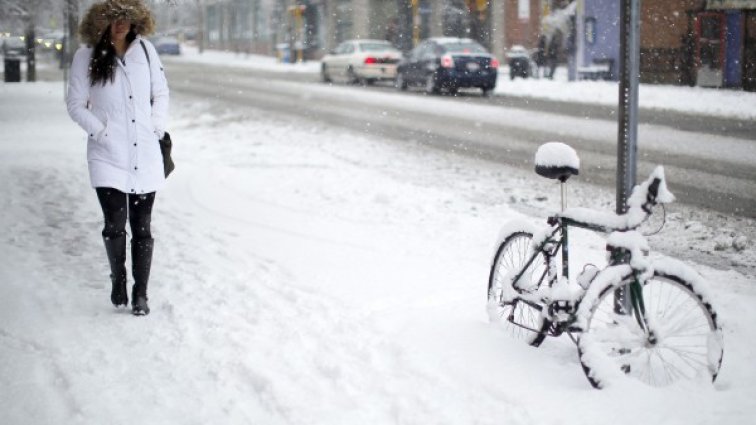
[66,36,169,194]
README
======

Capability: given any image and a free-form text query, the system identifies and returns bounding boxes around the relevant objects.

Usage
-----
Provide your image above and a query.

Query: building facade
[578,0,755,90]
[203,0,271,54]
[199,0,754,90]
[202,0,514,60]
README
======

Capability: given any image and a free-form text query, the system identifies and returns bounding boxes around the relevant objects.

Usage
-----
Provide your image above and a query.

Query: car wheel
[346,66,359,85]
[448,86,458,96]
[425,73,439,95]
[396,73,408,91]
[481,87,493,97]
[321,64,331,83]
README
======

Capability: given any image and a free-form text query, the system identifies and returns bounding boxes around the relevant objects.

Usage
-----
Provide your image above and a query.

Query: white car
[321,39,402,85]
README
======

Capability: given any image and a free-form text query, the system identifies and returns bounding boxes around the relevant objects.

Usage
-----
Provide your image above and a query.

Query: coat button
[132,119,135,123]
[90,133,93,137]
[134,166,138,170]
[129,95,132,99]
[134,143,137,146]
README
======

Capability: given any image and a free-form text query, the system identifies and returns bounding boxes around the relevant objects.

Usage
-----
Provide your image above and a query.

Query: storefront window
[585,17,596,45]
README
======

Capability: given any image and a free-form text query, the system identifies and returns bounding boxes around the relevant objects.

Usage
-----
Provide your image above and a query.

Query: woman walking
[66,0,169,315]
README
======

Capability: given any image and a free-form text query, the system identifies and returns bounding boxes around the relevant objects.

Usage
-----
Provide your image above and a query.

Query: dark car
[152,37,180,55]
[2,36,27,57]
[37,31,65,53]
[395,37,499,95]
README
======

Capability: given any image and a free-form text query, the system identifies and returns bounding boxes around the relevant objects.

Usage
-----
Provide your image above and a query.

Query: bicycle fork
[629,277,658,346]
[611,275,657,372]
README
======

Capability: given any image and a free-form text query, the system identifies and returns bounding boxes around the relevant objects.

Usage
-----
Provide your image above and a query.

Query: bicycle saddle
[534,142,580,182]
[535,164,579,182]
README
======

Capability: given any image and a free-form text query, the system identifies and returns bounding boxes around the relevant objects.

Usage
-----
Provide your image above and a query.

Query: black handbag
[140,40,175,178]
[159,131,175,177]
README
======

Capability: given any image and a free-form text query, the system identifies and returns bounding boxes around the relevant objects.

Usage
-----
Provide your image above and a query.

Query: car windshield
[5,37,24,47]
[440,42,487,54]
[359,42,396,52]
[46,32,64,41]
[155,37,178,44]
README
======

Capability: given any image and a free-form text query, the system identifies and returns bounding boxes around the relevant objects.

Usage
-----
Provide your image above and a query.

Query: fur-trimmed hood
[78,0,156,46]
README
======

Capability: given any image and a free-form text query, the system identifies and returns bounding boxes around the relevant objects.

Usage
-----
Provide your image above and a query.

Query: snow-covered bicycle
[487,142,724,388]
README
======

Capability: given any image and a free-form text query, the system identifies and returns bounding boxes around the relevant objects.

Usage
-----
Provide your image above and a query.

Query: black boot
[131,238,154,316]
[103,233,128,307]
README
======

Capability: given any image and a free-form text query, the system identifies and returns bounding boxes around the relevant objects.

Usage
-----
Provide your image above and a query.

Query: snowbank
[1,80,755,425]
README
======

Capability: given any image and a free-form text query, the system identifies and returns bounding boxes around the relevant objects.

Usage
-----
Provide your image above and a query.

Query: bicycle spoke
[581,273,721,388]
[665,346,708,365]
[657,350,682,384]
[488,232,548,344]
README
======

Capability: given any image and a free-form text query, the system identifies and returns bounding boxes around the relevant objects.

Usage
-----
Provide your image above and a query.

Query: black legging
[96,187,155,240]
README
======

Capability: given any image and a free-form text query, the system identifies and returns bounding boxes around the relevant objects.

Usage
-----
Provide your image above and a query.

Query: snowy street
[1,58,756,423]
[164,57,756,218]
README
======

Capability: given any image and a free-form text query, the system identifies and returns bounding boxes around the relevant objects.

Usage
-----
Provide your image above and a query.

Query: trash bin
[508,56,530,80]
[4,57,21,82]
[276,43,291,64]
[505,45,532,80]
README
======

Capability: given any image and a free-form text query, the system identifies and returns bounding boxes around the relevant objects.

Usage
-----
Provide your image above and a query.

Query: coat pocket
[94,117,110,144]
[87,115,112,163]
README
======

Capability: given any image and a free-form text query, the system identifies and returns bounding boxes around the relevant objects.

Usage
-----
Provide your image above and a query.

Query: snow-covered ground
[1,81,755,424]
[173,45,756,120]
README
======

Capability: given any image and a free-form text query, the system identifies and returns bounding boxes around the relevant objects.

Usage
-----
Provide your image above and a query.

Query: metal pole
[63,4,68,98]
[615,0,641,313]
[617,0,640,210]
[575,0,585,75]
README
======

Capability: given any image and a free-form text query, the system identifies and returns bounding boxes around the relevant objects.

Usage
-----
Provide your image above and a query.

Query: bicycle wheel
[487,229,549,346]
[578,266,723,388]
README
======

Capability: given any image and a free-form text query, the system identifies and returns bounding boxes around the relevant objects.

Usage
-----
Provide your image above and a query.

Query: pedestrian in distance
[66,0,169,316]
[546,31,562,80]
[534,35,546,79]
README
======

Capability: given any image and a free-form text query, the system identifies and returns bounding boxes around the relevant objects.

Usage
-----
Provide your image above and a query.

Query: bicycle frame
[510,224,564,294]
[510,215,610,293]
[508,218,653,340]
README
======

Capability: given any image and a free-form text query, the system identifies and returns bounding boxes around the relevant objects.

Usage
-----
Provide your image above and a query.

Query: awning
[706,0,756,9]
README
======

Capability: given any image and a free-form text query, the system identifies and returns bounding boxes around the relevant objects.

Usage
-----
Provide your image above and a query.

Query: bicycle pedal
[548,300,575,322]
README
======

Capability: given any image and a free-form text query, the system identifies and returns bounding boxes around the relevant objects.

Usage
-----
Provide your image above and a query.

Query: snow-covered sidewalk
[172,45,756,121]
[1,82,755,424]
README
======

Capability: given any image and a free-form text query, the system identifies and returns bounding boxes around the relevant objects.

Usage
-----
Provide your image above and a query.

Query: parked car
[321,39,402,85]
[152,37,180,55]
[2,36,26,57]
[395,37,499,95]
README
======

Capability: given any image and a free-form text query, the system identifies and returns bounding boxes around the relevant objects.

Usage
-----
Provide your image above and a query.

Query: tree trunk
[64,0,79,69]
[199,0,206,53]
[25,23,36,82]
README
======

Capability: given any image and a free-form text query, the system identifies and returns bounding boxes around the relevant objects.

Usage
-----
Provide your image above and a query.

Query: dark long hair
[89,24,137,86]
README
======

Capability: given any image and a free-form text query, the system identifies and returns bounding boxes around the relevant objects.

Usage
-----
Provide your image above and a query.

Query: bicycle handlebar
[643,177,662,213]
[550,166,674,233]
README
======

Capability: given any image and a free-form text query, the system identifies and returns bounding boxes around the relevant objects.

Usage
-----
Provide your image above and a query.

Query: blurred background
[1,1,754,90]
